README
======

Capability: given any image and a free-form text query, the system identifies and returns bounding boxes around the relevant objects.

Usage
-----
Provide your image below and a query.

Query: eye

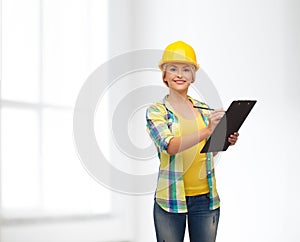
[169,67,177,72]
[183,68,191,72]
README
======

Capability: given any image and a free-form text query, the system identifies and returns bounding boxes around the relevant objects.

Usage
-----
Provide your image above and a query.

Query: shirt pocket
[168,120,180,136]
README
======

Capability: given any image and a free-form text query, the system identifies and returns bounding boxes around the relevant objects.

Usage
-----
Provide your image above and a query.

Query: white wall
[120,0,300,241]
[1,0,299,242]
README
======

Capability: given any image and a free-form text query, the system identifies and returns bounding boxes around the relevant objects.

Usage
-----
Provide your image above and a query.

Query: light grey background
[1,0,300,242]
[107,0,300,241]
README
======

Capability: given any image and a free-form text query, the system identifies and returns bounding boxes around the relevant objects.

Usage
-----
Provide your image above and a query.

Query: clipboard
[200,100,257,153]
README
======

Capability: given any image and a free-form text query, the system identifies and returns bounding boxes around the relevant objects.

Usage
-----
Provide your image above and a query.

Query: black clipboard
[200,100,257,153]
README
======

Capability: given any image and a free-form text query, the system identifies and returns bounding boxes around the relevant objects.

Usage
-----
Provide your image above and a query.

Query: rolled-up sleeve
[146,104,174,154]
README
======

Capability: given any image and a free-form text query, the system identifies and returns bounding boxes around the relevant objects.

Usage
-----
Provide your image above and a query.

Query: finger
[212,112,225,119]
[228,138,236,145]
[228,136,236,141]
[210,109,225,115]
[213,108,225,112]
[230,133,239,138]
[229,138,237,144]
[210,112,224,120]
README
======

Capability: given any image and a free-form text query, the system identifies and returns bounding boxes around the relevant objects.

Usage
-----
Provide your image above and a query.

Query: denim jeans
[153,194,220,242]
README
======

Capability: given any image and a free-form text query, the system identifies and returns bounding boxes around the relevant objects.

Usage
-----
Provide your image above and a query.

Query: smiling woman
[146,40,239,242]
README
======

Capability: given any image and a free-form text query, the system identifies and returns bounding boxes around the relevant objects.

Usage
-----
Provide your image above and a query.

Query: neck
[168,89,189,103]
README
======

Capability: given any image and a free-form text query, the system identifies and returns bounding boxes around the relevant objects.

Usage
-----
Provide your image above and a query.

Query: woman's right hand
[207,109,225,134]
[167,109,225,155]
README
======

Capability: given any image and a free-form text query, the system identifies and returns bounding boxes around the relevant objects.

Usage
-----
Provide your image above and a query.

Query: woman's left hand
[228,132,239,146]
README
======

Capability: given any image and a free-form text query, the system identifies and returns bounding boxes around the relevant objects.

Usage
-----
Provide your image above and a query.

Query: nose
[177,69,183,78]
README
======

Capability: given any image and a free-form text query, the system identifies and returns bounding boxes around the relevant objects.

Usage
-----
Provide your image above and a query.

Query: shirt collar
[162,95,205,113]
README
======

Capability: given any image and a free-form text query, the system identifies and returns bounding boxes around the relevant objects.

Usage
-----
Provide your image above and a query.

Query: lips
[174,80,186,84]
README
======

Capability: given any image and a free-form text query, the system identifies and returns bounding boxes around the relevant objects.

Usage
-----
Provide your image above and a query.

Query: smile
[174,80,186,84]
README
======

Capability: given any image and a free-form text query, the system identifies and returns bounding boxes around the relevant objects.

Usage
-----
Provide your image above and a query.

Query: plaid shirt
[146,95,220,213]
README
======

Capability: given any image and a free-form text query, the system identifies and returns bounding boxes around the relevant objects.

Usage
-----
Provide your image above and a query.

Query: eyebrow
[167,64,191,68]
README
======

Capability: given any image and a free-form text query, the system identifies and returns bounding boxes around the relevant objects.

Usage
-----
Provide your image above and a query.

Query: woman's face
[163,63,194,92]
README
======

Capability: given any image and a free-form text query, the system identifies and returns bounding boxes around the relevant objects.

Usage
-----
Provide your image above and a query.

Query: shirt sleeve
[146,104,175,154]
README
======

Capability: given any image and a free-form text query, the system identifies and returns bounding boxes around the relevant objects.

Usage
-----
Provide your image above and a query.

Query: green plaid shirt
[146,95,220,213]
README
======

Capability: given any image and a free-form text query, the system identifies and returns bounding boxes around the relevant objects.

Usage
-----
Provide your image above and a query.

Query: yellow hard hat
[158,40,199,71]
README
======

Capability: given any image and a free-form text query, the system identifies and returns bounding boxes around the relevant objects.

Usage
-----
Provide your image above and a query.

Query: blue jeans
[153,194,220,242]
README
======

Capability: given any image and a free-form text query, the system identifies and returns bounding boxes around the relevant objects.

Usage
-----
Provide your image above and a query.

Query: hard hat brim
[158,60,200,71]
